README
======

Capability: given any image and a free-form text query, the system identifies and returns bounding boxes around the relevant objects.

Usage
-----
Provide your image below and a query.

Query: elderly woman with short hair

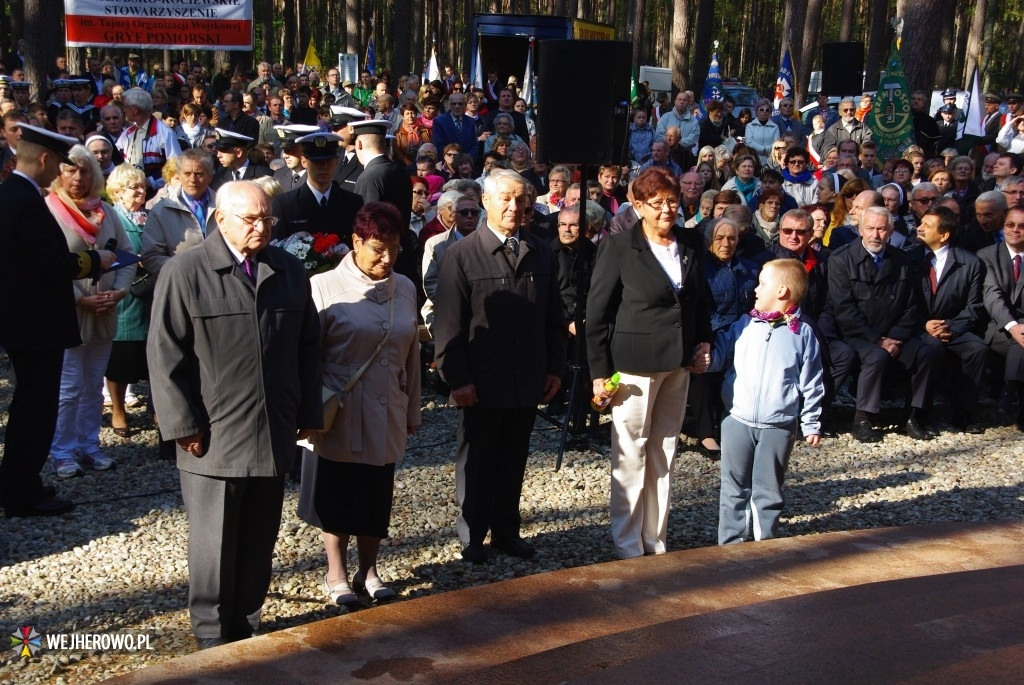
[47,146,136,477]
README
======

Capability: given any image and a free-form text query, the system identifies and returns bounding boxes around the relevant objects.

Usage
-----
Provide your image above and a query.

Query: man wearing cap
[210,129,271,191]
[330,106,368,192]
[64,79,100,132]
[1001,93,1023,131]
[147,180,321,648]
[273,124,318,192]
[936,104,959,151]
[117,88,181,197]
[0,123,116,518]
[933,89,964,123]
[11,80,30,114]
[119,53,150,91]
[352,119,417,279]
[983,93,1004,152]
[272,132,363,245]
[46,79,73,127]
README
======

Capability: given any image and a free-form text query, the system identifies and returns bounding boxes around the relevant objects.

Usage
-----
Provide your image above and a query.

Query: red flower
[312,232,339,255]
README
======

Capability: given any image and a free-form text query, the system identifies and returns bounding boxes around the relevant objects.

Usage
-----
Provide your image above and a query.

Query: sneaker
[53,458,84,479]
[79,451,116,471]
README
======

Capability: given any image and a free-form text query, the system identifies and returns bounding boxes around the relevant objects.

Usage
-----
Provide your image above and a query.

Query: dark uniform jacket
[210,163,272,191]
[272,181,363,245]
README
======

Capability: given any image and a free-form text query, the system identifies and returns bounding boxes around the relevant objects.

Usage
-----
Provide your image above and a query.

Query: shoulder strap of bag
[339,292,395,396]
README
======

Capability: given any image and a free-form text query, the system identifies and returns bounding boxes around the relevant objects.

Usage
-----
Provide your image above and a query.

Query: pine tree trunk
[24,0,62,101]
[393,0,412,76]
[262,0,275,63]
[863,0,888,92]
[839,0,856,41]
[670,0,691,91]
[690,0,713,95]
[282,0,296,72]
[899,0,949,93]
[630,0,646,75]
[800,0,825,102]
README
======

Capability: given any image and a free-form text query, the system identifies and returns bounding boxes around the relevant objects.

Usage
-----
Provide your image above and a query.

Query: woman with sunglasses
[781,146,818,205]
[745,98,782,167]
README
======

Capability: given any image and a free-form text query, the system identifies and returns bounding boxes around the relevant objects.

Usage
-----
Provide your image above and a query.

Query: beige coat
[55,200,136,345]
[309,252,421,465]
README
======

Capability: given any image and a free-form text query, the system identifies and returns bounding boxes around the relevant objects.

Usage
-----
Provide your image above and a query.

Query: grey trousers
[179,471,286,640]
[718,415,796,545]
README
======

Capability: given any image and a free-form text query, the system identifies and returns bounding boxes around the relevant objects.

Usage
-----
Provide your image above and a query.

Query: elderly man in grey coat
[147,181,322,649]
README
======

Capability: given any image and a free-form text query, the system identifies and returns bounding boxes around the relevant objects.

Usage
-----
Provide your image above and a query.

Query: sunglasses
[757,107,771,112]
[780,228,811,235]
[841,108,855,113]
[457,208,481,217]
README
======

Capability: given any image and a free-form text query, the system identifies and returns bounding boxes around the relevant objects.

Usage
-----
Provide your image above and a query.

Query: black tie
[320,195,328,209]
[293,173,300,185]
[233,170,241,181]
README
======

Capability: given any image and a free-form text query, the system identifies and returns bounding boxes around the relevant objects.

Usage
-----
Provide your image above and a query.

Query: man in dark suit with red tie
[916,206,988,434]
[979,206,1024,428]
[272,132,363,245]
[0,124,115,517]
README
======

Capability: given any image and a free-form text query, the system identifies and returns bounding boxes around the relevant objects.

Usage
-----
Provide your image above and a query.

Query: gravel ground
[1,362,1023,685]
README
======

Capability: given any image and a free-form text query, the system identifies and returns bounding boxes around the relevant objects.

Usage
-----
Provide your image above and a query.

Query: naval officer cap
[349,119,390,137]
[16,123,78,164]
[213,128,254,150]
[275,124,320,148]
[296,132,343,160]
[330,105,368,129]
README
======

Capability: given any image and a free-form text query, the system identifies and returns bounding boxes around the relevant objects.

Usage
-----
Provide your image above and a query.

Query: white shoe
[53,458,84,479]
[124,394,143,408]
[79,451,116,471]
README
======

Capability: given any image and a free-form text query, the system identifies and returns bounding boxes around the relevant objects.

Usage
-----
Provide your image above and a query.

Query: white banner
[64,0,253,51]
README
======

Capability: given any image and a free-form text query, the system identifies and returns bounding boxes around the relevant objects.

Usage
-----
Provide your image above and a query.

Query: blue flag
[364,36,376,76]
[700,51,722,117]
[773,46,794,113]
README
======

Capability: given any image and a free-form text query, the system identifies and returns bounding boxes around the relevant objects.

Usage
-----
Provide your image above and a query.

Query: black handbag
[129,268,155,300]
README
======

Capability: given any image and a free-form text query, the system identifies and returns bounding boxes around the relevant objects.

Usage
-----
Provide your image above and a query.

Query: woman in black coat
[587,166,713,560]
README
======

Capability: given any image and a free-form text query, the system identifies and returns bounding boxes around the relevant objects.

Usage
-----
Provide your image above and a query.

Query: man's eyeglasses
[221,211,279,228]
[457,208,481,217]
[780,228,811,236]
[757,107,771,112]
[841,108,855,113]
[913,196,938,204]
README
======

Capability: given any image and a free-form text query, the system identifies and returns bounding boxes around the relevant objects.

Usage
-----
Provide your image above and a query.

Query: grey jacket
[147,228,322,477]
[140,188,217,276]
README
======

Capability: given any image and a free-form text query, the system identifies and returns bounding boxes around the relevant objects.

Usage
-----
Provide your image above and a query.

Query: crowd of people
[2,47,1024,650]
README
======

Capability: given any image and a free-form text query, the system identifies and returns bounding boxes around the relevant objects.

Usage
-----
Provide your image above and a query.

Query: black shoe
[851,417,883,443]
[697,443,722,461]
[41,485,57,499]
[952,416,984,435]
[4,495,74,518]
[461,542,488,564]
[904,416,936,440]
[998,389,1017,416]
[195,637,228,650]
[492,536,536,559]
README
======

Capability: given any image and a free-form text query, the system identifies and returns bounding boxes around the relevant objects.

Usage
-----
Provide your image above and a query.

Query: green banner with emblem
[869,43,915,160]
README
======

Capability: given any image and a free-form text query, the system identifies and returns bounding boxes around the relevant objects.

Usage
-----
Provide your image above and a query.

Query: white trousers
[50,341,112,461]
[609,367,691,559]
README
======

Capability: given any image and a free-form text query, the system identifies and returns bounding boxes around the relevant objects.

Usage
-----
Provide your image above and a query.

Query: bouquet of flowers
[271,231,349,276]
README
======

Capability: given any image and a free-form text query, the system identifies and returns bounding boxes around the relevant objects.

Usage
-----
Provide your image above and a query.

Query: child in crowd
[705,258,824,545]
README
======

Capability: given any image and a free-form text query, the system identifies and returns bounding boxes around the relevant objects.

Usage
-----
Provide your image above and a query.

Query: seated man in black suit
[272,132,363,245]
[916,206,989,433]
[828,206,941,442]
[210,128,272,191]
[978,206,1024,428]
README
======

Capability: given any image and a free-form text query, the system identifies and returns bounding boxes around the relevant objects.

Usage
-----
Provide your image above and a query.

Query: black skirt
[105,340,149,384]
[303,454,396,538]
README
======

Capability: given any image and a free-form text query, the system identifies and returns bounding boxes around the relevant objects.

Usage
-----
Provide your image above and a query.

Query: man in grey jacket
[148,181,321,649]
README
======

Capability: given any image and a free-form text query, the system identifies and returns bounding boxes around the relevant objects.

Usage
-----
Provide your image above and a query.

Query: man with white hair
[821,97,873,154]
[116,88,181,197]
[655,90,699,148]
[828,206,941,442]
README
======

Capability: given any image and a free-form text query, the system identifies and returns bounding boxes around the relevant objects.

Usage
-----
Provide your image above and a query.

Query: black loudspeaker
[822,42,865,96]
[536,40,632,165]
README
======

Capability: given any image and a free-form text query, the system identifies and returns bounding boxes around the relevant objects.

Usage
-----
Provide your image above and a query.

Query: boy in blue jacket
[706,258,824,544]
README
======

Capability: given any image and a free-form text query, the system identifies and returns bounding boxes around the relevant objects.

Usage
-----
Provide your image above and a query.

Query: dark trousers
[0,348,64,511]
[455,405,536,546]
[922,332,988,411]
[989,328,1024,383]
[848,335,940,413]
[823,339,857,406]
[179,471,285,641]
[689,371,724,441]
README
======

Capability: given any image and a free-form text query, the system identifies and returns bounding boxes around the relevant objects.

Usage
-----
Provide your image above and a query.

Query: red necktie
[928,252,937,295]
[1014,254,1022,283]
